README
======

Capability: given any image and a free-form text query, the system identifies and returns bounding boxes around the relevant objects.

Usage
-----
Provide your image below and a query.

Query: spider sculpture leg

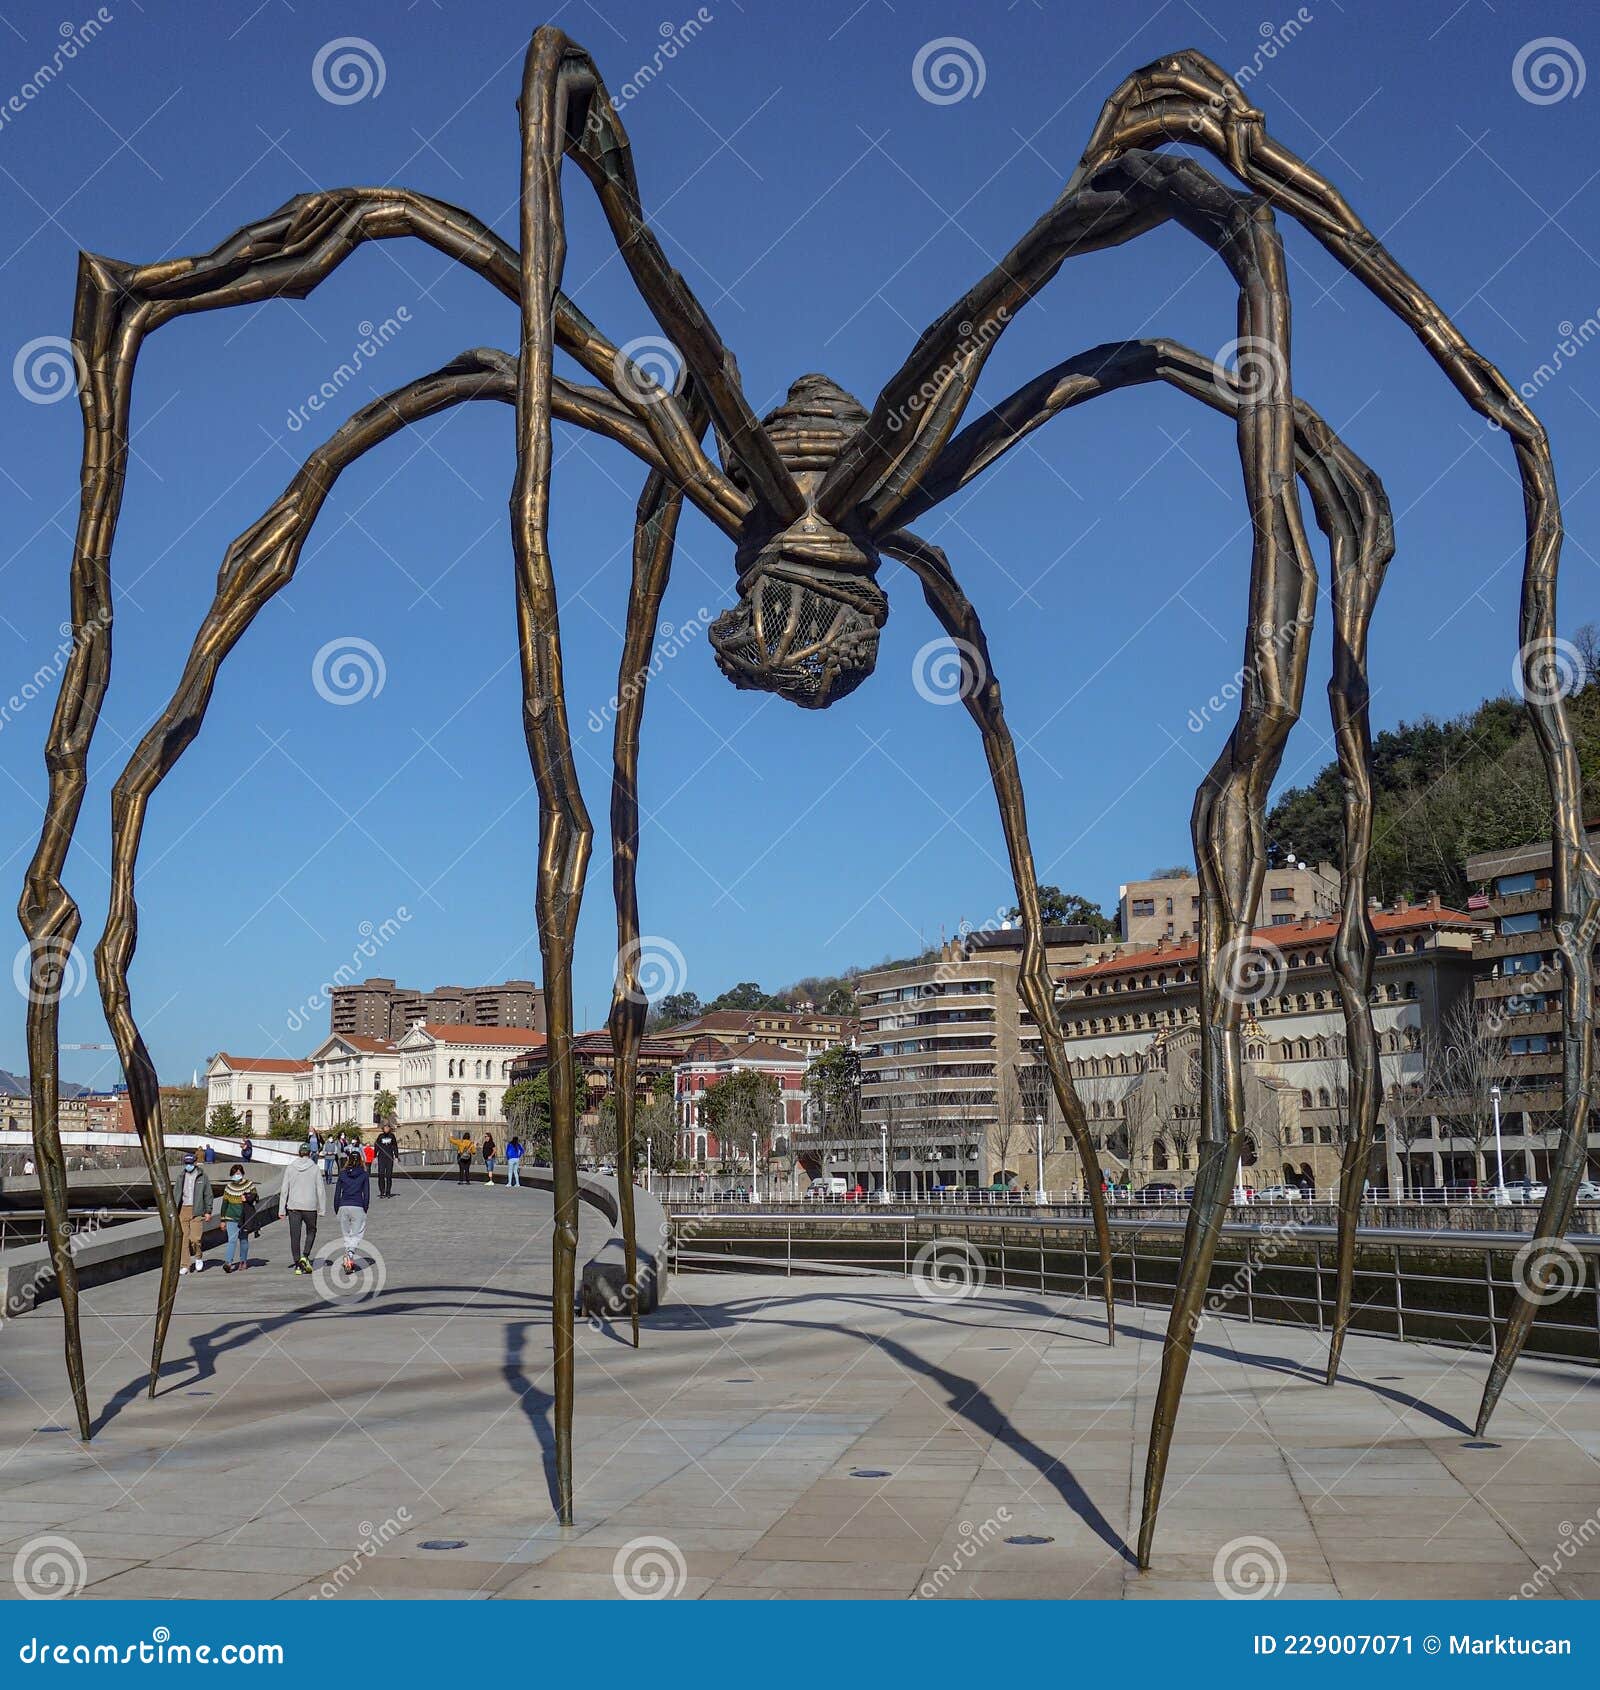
[20,175,741,1442]
[607,385,712,1347]
[900,339,1394,1388]
[89,352,689,1411]
[880,531,1118,1341]
[96,352,513,1401]
[1068,49,1597,1437]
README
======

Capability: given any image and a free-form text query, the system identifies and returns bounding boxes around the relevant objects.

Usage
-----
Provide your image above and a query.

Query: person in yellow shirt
[451,1134,475,1186]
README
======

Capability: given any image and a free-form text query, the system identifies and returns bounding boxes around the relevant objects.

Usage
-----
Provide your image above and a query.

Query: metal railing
[666,1211,1600,1368]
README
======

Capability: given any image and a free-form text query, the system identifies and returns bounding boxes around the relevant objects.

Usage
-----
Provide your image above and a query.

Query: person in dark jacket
[334,1149,371,1273]
[481,1133,496,1185]
[373,1124,400,1198]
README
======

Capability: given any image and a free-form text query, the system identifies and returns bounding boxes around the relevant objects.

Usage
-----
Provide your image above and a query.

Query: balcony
[1483,886,1551,920]
[1475,929,1554,962]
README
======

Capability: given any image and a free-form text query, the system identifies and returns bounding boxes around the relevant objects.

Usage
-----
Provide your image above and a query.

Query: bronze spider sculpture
[19,30,1596,1570]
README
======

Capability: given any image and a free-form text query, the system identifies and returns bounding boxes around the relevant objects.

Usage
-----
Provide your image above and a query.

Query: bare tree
[1419,996,1518,1188]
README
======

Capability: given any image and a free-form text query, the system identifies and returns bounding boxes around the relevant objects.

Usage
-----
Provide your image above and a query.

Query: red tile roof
[214,1054,310,1074]
[415,1023,546,1048]
[1059,906,1479,984]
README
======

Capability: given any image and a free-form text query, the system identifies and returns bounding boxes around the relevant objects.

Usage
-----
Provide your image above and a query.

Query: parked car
[1494,1178,1549,1206]
[1254,1184,1304,1204]
[1180,1186,1196,1203]
[1575,1179,1600,1205]
[1139,1182,1178,1203]
[715,1186,751,1203]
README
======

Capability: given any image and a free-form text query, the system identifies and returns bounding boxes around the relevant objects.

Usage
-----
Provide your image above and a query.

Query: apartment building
[1055,901,1479,1192]
[330,976,545,1042]
[847,924,1106,1195]
[1118,861,1340,946]
[1458,823,1600,1184]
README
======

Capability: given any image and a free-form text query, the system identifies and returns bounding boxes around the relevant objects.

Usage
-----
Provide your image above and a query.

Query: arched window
[451,1091,462,1117]
[1300,1089,1313,1108]
[245,1084,253,1101]
[477,1091,488,1118]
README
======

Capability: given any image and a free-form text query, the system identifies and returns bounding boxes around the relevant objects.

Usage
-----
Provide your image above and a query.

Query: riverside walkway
[0,1180,1596,1600]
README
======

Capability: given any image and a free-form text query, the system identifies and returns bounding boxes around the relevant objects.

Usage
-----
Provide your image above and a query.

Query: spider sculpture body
[19,30,1595,1573]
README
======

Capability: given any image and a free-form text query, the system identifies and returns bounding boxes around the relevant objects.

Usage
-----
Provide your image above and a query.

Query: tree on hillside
[649,990,702,1030]
[1006,884,1117,938]
[707,981,772,1012]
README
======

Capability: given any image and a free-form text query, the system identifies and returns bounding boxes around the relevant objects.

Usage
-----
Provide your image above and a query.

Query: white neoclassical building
[204,1053,312,1134]
[306,1033,401,1135]
[395,1022,546,1145]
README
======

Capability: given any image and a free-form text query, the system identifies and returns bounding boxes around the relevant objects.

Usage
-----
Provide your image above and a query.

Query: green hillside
[1266,627,1600,906]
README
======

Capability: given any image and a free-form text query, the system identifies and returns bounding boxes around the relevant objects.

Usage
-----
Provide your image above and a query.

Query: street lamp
[1034,1114,1045,1202]
[880,1122,889,1205]
[1490,1083,1506,1196]
[750,1131,758,1204]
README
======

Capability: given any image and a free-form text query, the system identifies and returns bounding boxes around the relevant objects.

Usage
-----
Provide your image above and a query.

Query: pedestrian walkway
[0,1181,1595,1600]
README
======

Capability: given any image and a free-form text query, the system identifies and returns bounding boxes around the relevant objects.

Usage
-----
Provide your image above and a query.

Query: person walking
[322,1137,339,1185]
[173,1149,213,1274]
[219,1163,258,1273]
[240,1135,253,1163]
[373,1122,400,1199]
[452,1132,474,1185]
[481,1133,497,1185]
[202,1142,216,1165]
[280,1142,324,1274]
[334,1148,371,1273]
[362,1139,375,1169]
[505,1135,523,1187]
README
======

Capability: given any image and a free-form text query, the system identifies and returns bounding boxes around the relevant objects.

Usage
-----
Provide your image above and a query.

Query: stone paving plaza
[1,1181,1597,1600]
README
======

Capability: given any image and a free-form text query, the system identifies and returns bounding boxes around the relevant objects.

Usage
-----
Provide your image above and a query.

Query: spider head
[709,374,887,709]
[708,532,887,709]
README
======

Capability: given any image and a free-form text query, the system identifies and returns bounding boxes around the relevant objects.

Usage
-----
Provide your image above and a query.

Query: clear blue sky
[1,0,1596,1085]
